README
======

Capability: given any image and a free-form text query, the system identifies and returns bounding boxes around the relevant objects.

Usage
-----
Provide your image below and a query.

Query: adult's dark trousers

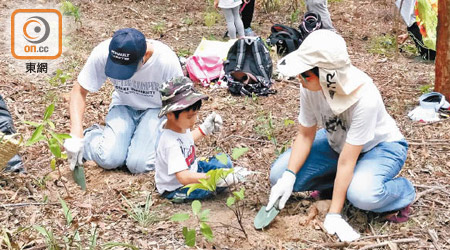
[407,23,436,61]
[241,0,255,29]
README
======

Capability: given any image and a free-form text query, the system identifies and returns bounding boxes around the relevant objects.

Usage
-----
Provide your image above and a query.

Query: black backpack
[267,24,303,56]
[224,37,276,96]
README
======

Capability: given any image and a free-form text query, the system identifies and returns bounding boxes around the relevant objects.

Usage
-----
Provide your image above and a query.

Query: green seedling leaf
[200,222,213,241]
[191,200,201,215]
[233,187,245,201]
[27,125,44,145]
[185,183,207,196]
[199,209,210,222]
[23,120,40,127]
[46,120,56,129]
[171,213,190,222]
[89,226,98,250]
[215,154,229,165]
[231,147,249,160]
[50,158,56,170]
[183,228,196,247]
[226,197,235,207]
[73,164,87,190]
[49,131,63,145]
[60,198,73,225]
[198,178,214,191]
[284,119,295,127]
[43,104,55,121]
[48,138,61,158]
[33,225,50,239]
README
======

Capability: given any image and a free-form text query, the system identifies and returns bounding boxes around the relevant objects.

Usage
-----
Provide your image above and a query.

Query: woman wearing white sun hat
[267,30,416,242]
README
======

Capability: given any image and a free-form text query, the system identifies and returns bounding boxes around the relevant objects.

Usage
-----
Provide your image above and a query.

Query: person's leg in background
[0,95,24,173]
[241,0,255,35]
[407,23,436,60]
[305,0,336,31]
[346,140,415,219]
[83,105,135,170]
[232,6,245,38]
[222,8,238,39]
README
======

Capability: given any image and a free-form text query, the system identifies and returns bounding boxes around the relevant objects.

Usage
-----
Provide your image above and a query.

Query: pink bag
[186,55,224,87]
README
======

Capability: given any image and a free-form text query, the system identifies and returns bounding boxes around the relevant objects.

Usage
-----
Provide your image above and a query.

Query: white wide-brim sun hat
[277,29,373,115]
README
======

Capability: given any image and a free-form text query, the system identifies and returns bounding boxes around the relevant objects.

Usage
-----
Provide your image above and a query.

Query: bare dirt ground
[1,0,449,249]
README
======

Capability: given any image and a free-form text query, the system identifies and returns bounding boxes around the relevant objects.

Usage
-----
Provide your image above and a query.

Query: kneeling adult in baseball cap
[268,30,415,241]
[64,28,183,174]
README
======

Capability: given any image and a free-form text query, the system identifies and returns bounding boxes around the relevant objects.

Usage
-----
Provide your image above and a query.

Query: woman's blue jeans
[162,154,233,202]
[270,129,416,213]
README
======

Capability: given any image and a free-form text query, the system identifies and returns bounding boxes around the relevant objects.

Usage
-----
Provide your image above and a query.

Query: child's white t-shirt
[77,39,183,110]
[219,0,242,9]
[298,81,404,153]
[155,129,198,194]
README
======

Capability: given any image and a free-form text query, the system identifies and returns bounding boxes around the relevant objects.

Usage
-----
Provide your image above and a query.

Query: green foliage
[184,168,234,195]
[152,22,166,35]
[231,147,249,160]
[419,84,433,94]
[204,11,221,27]
[122,193,160,228]
[261,0,282,12]
[171,200,213,247]
[24,104,70,171]
[33,226,59,250]
[328,0,343,3]
[290,8,301,24]
[49,69,71,87]
[254,112,276,144]
[182,17,194,26]
[1,227,33,249]
[60,0,81,24]
[177,48,191,58]
[368,34,397,57]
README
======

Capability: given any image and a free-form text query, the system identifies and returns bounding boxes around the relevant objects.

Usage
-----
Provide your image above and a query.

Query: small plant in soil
[24,104,71,193]
[121,193,161,228]
[60,0,82,25]
[171,200,213,247]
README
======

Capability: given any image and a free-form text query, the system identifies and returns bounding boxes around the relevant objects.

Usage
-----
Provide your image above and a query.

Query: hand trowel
[73,162,87,191]
[254,197,281,229]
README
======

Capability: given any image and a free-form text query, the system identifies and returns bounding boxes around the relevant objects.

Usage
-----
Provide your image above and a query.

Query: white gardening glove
[266,170,296,211]
[63,135,84,171]
[199,112,223,136]
[324,213,360,242]
[216,171,239,187]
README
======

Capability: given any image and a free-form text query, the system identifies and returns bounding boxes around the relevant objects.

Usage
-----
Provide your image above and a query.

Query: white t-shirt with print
[77,39,183,110]
[298,81,404,153]
[219,0,242,9]
[155,129,198,194]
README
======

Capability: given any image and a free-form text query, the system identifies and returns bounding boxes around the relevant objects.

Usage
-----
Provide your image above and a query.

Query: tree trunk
[434,0,450,99]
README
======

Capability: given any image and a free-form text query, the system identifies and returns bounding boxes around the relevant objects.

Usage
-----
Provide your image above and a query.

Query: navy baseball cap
[105,28,147,80]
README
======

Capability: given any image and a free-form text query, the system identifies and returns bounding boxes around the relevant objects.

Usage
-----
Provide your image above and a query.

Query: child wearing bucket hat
[155,76,240,202]
[267,30,416,241]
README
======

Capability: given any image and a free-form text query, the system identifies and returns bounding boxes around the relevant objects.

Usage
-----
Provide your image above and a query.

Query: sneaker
[383,204,411,223]
[244,27,255,36]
